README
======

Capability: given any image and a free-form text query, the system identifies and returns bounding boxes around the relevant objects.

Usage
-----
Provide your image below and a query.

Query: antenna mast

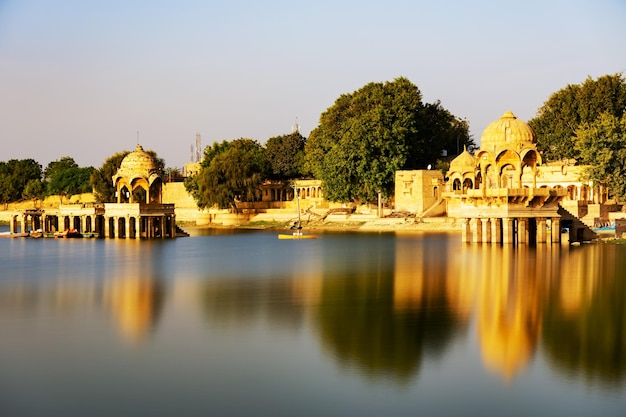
[195,133,202,162]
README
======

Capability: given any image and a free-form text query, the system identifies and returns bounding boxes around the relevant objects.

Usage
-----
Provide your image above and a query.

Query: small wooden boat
[278,232,317,240]
[54,229,82,238]
[0,232,29,238]
[278,184,317,240]
[29,230,43,239]
[81,232,99,238]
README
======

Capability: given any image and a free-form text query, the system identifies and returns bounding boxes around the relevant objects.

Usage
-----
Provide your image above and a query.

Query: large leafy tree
[22,179,45,207]
[529,73,626,162]
[191,138,269,209]
[90,151,129,202]
[265,131,307,179]
[575,113,626,201]
[44,157,94,199]
[0,159,43,206]
[305,77,471,202]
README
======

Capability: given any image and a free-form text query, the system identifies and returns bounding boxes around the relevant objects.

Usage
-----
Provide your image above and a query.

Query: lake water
[1,227,625,416]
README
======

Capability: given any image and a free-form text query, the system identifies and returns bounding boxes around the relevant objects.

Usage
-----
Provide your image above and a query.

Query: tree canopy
[0,159,43,206]
[188,138,269,209]
[90,151,130,202]
[265,131,307,180]
[529,73,626,162]
[575,113,626,201]
[305,77,472,202]
[44,157,94,199]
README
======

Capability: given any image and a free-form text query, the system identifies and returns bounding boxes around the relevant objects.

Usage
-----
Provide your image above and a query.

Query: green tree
[184,140,232,207]
[529,73,626,162]
[575,112,626,201]
[22,179,45,207]
[0,169,17,209]
[192,138,269,209]
[0,159,43,206]
[90,151,130,202]
[44,157,94,200]
[417,101,473,158]
[305,77,470,202]
[265,131,307,179]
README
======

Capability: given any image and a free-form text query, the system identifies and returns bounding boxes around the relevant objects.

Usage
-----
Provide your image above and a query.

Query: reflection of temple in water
[103,276,164,344]
[474,245,544,381]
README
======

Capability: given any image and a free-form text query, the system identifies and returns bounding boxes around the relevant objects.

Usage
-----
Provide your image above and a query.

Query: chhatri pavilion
[11,144,183,239]
[444,110,592,244]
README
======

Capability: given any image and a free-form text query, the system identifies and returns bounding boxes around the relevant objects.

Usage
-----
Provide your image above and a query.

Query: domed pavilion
[444,111,567,244]
[113,144,162,204]
[102,144,178,239]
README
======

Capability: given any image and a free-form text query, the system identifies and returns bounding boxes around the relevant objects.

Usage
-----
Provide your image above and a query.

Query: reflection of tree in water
[542,245,626,388]
[313,234,464,383]
[200,278,306,331]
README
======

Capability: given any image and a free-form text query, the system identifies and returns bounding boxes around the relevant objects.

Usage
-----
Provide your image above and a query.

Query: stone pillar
[551,218,561,244]
[470,218,482,243]
[491,218,501,243]
[104,217,110,238]
[536,217,547,243]
[161,215,166,239]
[502,218,515,244]
[147,217,153,239]
[114,216,120,239]
[20,215,26,234]
[461,218,471,243]
[518,218,527,244]
[481,218,491,243]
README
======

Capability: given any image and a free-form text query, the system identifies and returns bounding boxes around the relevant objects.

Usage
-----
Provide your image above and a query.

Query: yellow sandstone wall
[394,170,445,216]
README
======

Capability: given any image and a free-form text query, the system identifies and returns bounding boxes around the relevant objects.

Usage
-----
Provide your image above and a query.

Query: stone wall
[394,170,445,216]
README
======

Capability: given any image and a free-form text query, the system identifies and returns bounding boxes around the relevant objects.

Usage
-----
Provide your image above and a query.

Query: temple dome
[449,146,476,175]
[113,144,160,186]
[480,111,536,154]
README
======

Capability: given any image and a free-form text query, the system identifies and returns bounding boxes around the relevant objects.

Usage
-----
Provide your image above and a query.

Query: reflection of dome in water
[480,111,536,152]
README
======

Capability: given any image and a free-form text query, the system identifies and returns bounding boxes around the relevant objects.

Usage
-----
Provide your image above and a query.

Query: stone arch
[581,185,590,201]
[149,178,162,203]
[463,178,474,191]
[475,171,482,189]
[484,164,497,189]
[521,149,541,169]
[567,185,577,200]
[453,178,462,191]
[500,164,517,188]
[132,186,147,203]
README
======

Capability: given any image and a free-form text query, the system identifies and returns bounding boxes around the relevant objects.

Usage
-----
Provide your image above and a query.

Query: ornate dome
[480,111,536,154]
[113,144,160,186]
[449,146,476,175]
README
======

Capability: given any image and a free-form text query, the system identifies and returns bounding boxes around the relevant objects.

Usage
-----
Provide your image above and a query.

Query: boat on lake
[278,232,317,239]
[0,231,28,238]
[54,229,82,238]
[29,230,43,239]
[278,185,317,240]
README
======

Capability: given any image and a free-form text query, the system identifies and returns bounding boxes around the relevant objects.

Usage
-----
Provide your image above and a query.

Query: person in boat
[291,221,302,230]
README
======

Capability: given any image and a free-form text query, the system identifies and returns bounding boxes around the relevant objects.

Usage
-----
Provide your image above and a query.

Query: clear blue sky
[1,0,624,169]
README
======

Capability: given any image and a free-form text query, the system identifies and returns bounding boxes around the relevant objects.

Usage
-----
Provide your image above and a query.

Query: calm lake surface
[1,227,626,416]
